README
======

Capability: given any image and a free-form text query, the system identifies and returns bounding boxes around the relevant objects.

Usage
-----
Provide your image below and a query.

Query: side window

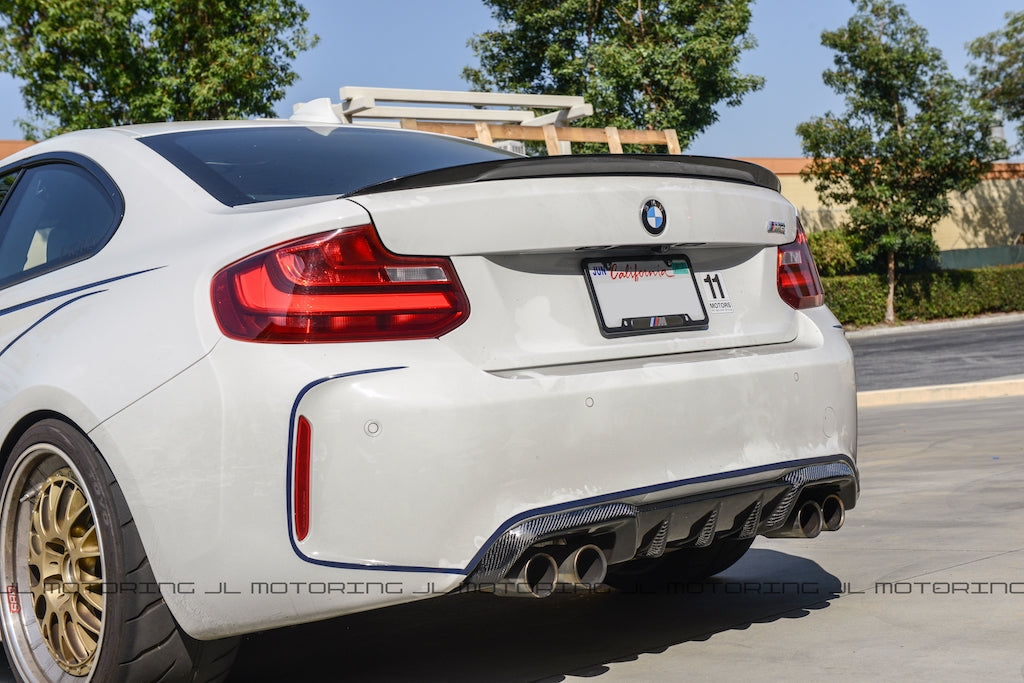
[0,163,117,287]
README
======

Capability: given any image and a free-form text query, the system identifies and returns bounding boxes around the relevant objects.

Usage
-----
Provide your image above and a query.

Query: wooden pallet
[399,119,681,155]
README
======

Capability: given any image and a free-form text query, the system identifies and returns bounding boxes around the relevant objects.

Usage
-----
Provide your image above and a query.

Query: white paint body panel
[0,122,857,639]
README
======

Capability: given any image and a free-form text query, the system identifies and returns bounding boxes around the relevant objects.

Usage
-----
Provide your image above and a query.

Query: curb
[849,312,1024,406]
[845,311,1024,340]
[857,378,1024,408]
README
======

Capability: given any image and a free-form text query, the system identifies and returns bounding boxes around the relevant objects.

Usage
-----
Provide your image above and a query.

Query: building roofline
[0,140,34,160]
[737,158,812,176]
[739,157,1024,180]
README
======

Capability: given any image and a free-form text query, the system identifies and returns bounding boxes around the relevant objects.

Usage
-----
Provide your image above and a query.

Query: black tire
[604,537,755,591]
[0,419,239,682]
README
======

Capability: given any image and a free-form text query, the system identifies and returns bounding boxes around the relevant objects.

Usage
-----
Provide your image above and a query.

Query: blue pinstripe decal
[0,267,163,319]
[0,290,105,358]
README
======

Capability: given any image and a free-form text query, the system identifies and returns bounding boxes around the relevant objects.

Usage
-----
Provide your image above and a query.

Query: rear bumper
[290,306,856,572]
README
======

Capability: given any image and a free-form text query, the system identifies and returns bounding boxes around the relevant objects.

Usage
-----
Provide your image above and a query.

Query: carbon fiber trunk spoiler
[348,154,781,197]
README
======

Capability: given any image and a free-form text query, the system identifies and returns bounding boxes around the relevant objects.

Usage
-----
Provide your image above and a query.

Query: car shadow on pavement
[227,548,841,682]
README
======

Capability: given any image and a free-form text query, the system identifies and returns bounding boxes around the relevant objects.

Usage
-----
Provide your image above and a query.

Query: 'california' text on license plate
[583,257,709,336]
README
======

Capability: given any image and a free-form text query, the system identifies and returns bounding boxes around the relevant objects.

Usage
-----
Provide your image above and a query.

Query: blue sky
[0,0,1020,158]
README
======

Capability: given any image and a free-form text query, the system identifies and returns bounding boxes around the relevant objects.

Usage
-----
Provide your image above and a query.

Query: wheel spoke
[71,590,103,635]
[54,598,97,669]
[78,583,105,615]
[27,542,62,588]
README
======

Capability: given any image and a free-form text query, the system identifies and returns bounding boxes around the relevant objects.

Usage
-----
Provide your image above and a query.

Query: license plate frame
[583,256,709,337]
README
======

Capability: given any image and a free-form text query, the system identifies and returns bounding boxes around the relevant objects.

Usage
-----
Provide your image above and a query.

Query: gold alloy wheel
[27,466,104,675]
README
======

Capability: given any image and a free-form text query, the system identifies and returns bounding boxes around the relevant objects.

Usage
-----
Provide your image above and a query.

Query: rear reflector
[777,222,824,309]
[212,225,469,342]
[294,416,312,542]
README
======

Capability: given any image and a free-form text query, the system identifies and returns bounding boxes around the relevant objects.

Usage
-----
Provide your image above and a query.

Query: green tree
[968,10,1024,153]
[796,0,1004,325]
[462,0,764,150]
[0,0,317,139]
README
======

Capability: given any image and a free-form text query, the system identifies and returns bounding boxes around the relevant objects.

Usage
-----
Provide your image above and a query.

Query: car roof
[0,119,458,170]
[106,118,340,139]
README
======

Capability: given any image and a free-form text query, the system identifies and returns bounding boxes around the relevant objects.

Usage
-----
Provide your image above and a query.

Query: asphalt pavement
[848,312,1024,407]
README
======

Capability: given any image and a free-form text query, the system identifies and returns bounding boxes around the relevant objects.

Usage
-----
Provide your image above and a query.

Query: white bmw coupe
[0,120,857,682]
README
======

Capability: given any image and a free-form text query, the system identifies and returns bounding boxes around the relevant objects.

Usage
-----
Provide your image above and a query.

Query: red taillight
[777,222,824,309]
[294,416,312,542]
[212,225,469,342]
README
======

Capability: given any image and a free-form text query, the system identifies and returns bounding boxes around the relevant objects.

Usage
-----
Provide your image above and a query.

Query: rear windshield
[140,125,517,206]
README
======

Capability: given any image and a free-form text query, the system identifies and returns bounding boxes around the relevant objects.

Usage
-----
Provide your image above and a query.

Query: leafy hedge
[822,265,1024,327]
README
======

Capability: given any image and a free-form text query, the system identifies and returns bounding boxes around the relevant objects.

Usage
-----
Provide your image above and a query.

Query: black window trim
[0,167,23,215]
[0,152,126,291]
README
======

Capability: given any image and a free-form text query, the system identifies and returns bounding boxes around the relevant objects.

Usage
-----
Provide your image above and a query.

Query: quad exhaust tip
[556,544,608,589]
[795,500,824,538]
[493,545,609,598]
[766,493,847,539]
[821,493,846,531]
[766,500,823,539]
[492,552,559,598]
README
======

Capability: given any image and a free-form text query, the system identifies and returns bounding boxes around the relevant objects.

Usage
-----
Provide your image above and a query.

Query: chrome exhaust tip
[821,493,845,531]
[557,544,608,589]
[766,500,824,539]
[493,552,559,598]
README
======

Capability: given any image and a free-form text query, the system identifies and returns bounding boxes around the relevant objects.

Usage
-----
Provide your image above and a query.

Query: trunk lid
[349,158,803,372]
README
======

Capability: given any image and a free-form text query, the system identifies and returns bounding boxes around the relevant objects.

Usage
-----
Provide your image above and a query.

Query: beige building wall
[745,158,1024,250]
[939,169,1024,249]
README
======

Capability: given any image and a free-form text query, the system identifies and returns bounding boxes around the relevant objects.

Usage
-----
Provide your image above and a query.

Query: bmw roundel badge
[641,199,666,236]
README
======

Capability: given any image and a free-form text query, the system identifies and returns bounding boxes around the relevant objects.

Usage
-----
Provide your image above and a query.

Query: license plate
[583,257,708,336]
